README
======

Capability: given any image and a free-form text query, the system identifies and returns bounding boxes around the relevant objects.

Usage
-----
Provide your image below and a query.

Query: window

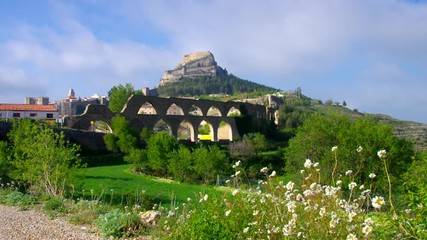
[46,113,54,119]
[30,113,37,117]
[13,113,20,118]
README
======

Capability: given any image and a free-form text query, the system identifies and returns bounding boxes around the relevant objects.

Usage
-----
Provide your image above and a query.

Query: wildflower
[225,210,231,216]
[364,217,373,226]
[372,196,385,209]
[336,180,342,185]
[304,159,312,168]
[357,146,363,153]
[346,233,357,240]
[225,179,230,184]
[187,197,192,202]
[313,162,319,168]
[232,189,240,196]
[377,149,387,158]
[332,146,338,152]
[369,173,376,179]
[362,225,373,235]
[199,194,208,203]
[260,167,268,173]
[319,207,326,217]
[232,160,241,169]
[253,210,259,216]
[348,182,357,190]
[300,169,305,174]
[345,170,353,176]
[243,227,249,234]
[235,171,241,177]
[269,171,276,178]
[359,184,365,190]
[286,181,294,191]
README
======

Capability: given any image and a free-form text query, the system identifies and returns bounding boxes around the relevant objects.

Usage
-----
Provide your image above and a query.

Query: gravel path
[0,205,103,240]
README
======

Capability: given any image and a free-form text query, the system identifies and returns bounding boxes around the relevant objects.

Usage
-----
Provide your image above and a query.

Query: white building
[0,104,59,121]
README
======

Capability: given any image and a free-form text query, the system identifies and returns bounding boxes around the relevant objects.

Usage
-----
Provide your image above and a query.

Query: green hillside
[156,74,278,97]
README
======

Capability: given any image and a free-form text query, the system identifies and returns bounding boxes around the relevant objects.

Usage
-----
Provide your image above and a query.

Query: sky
[0,0,426,123]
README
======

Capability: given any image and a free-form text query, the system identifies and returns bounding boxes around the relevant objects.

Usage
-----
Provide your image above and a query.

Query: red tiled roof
[0,104,58,112]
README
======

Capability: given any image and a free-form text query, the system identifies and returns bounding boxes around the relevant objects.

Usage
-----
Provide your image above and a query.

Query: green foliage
[8,119,82,196]
[95,208,141,238]
[108,83,140,112]
[146,132,179,176]
[0,141,11,181]
[243,132,268,155]
[168,145,194,182]
[124,148,148,173]
[104,115,139,154]
[277,104,314,134]
[157,75,278,97]
[284,113,415,192]
[0,190,35,206]
[43,196,66,213]
[193,145,228,184]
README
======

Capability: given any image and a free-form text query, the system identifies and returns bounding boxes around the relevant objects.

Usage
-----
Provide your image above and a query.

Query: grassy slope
[73,164,219,207]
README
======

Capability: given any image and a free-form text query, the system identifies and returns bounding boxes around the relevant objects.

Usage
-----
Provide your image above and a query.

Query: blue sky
[0,0,426,123]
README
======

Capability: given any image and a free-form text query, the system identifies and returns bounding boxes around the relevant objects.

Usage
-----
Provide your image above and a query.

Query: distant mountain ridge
[157,51,278,96]
[159,51,228,86]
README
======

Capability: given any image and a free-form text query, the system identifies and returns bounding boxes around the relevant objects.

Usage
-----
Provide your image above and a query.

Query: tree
[193,145,228,184]
[146,132,178,176]
[103,115,138,154]
[168,145,194,182]
[8,119,82,196]
[0,141,11,181]
[284,113,414,192]
[108,83,140,112]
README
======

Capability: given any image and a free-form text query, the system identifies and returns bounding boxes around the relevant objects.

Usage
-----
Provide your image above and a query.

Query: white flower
[286,181,294,191]
[225,210,231,216]
[313,162,319,168]
[336,180,342,185]
[364,217,373,226]
[232,160,241,169]
[243,227,249,234]
[304,159,312,168]
[232,189,240,196]
[372,196,385,209]
[345,170,353,176]
[225,179,230,184]
[235,171,241,177]
[348,182,357,190]
[260,167,268,173]
[269,171,277,178]
[357,146,363,153]
[359,184,365,190]
[362,225,373,235]
[369,173,376,179]
[332,146,338,152]
[319,207,326,217]
[377,149,387,158]
[346,233,357,240]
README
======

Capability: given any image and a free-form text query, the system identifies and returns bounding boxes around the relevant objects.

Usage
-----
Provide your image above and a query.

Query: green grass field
[72,164,219,208]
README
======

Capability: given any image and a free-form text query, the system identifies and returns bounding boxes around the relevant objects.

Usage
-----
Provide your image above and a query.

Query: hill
[157,74,278,97]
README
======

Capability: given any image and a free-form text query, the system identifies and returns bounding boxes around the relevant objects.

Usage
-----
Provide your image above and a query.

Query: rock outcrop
[159,51,228,86]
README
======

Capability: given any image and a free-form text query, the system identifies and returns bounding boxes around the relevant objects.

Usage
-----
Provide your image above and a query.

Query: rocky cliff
[159,51,228,86]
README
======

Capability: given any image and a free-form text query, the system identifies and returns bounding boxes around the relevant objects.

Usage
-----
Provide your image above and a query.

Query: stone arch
[166,103,184,115]
[207,106,222,117]
[178,120,195,141]
[92,120,113,133]
[138,101,157,115]
[226,106,241,116]
[188,104,203,116]
[153,119,172,135]
[218,120,232,141]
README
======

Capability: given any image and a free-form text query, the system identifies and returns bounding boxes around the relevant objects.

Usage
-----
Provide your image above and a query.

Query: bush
[0,190,35,207]
[95,208,142,238]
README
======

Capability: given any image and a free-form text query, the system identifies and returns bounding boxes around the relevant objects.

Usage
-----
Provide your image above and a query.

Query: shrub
[0,190,35,207]
[95,208,142,238]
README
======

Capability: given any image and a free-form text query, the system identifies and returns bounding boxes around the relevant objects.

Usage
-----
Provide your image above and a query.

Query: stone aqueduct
[64,95,275,142]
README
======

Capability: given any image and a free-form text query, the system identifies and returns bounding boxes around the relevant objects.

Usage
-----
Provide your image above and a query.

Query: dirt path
[0,205,103,240]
